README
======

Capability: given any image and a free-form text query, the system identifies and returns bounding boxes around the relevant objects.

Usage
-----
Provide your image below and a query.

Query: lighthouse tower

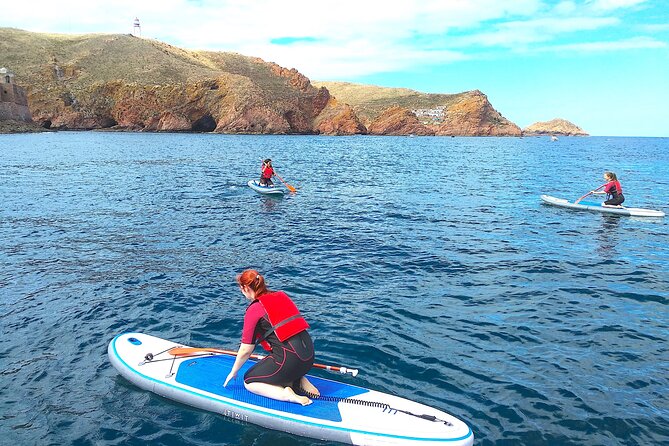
[133,17,141,37]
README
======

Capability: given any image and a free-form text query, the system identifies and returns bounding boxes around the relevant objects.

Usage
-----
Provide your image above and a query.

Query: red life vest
[256,291,309,351]
[261,165,274,179]
[605,180,622,195]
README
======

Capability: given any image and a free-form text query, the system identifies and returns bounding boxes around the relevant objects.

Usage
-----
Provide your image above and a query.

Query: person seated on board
[259,159,275,186]
[592,171,625,207]
[224,269,320,406]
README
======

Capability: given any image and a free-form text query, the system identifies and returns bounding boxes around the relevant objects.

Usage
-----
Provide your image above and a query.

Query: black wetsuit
[243,302,314,387]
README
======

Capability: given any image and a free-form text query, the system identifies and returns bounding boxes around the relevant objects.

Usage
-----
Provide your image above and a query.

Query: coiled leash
[297,389,454,426]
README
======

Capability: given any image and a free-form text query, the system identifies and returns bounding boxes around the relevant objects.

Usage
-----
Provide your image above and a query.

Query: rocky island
[523,118,589,136]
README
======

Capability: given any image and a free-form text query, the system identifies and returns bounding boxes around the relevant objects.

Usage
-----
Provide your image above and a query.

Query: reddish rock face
[368,106,434,135]
[314,98,367,135]
[433,90,521,136]
[26,75,364,134]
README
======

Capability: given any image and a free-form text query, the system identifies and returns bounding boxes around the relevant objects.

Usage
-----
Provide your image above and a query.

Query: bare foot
[300,377,320,397]
[284,387,313,406]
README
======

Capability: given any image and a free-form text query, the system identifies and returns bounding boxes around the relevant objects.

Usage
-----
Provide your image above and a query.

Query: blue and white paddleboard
[248,180,284,195]
[541,195,665,217]
[108,333,473,446]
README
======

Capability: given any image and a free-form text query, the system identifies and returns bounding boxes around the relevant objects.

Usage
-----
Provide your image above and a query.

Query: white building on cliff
[0,67,33,122]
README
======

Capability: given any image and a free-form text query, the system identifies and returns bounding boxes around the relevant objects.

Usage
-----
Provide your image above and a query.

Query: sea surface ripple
[1,132,668,445]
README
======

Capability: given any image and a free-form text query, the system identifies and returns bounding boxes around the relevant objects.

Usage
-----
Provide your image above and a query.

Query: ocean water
[1,132,667,446]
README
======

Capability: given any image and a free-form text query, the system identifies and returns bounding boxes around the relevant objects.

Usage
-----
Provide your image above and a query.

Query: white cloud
[450,17,619,48]
[586,0,647,11]
[553,1,578,15]
[639,23,669,32]
[537,36,666,52]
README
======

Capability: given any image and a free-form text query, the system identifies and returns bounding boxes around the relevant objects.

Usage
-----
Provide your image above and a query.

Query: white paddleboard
[541,195,665,217]
[108,333,473,446]
[248,180,284,195]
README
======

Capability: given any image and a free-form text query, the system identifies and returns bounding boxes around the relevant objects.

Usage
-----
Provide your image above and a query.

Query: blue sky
[3,0,668,136]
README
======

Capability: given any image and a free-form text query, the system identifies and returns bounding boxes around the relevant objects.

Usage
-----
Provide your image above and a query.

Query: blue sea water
[1,132,668,446]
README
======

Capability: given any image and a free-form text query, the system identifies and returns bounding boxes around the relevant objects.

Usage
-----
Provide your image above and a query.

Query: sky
[2,0,668,136]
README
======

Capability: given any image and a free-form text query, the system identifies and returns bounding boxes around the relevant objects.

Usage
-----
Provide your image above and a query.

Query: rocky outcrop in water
[523,118,588,136]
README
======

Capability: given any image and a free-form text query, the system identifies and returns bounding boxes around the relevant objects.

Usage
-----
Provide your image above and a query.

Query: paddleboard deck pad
[248,180,284,195]
[108,333,473,446]
[541,195,665,217]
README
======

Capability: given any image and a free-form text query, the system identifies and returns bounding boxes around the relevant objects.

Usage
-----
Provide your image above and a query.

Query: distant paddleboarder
[259,159,275,186]
[224,269,320,405]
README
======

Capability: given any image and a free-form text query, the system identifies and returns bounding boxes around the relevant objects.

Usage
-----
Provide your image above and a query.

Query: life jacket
[261,165,274,179]
[255,291,309,351]
[605,180,622,197]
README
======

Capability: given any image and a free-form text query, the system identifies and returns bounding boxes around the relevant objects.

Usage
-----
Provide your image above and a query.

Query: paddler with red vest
[224,269,320,405]
[591,171,625,207]
[259,159,275,186]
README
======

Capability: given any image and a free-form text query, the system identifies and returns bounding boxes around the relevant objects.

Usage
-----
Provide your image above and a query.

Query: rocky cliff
[314,82,521,136]
[0,28,359,134]
[432,90,521,136]
[523,118,588,136]
[2,28,554,137]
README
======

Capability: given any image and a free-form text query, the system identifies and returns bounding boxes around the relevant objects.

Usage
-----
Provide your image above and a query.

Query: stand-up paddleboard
[541,195,665,217]
[108,333,474,446]
[248,180,284,195]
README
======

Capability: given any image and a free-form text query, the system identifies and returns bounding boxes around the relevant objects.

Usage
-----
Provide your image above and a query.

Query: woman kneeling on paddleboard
[224,269,320,405]
[592,171,624,206]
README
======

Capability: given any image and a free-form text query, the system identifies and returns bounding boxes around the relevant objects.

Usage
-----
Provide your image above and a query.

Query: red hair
[236,269,270,296]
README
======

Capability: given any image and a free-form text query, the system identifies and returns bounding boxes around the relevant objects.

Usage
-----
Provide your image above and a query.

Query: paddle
[168,347,359,377]
[275,172,297,193]
[260,158,297,193]
[574,183,607,204]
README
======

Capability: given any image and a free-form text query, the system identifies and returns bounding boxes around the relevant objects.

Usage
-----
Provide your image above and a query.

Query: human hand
[224,371,237,387]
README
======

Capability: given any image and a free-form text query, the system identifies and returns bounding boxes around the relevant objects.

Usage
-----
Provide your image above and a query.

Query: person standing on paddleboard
[592,171,625,207]
[224,269,320,406]
[259,159,275,186]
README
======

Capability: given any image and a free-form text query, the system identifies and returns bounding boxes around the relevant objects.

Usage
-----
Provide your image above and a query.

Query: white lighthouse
[133,17,141,37]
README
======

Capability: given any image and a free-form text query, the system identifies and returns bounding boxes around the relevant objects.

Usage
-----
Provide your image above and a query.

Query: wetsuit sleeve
[241,303,266,344]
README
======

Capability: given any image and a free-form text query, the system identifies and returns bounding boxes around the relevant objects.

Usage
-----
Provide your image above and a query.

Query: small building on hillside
[0,67,33,122]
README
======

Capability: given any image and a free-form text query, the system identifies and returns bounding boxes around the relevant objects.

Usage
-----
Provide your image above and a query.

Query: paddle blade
[275,173,297,193]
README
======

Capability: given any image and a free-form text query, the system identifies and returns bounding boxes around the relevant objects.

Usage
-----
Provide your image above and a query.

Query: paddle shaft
[575,183,607,204]
[168,347,358,376]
